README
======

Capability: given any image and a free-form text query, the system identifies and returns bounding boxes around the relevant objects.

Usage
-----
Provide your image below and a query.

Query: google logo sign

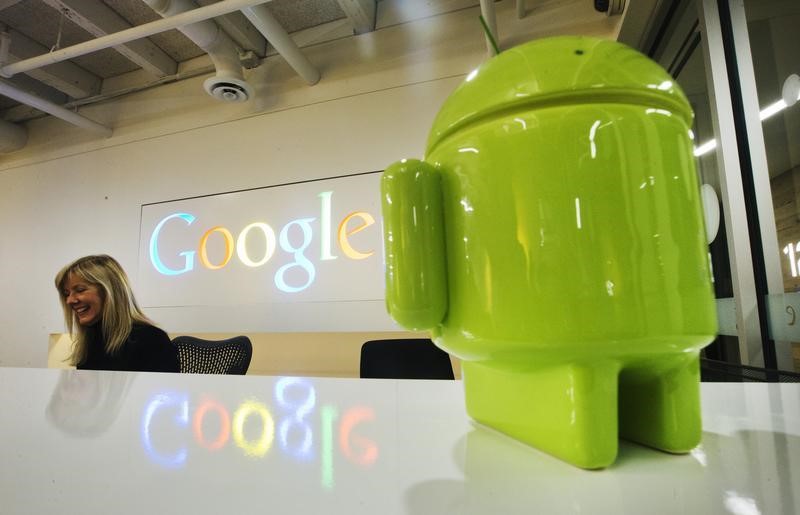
[141,377,377,489]
[148,190,378,293]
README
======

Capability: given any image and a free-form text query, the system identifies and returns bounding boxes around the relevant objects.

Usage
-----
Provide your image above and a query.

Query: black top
[77,323,180,373]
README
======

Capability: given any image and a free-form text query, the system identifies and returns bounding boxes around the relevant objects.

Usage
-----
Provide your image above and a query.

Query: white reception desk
[1,366,798,514]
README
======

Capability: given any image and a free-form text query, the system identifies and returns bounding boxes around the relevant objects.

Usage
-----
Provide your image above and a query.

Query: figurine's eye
[575,50,584,55]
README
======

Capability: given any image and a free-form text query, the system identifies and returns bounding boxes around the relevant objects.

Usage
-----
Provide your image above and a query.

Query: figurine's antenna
[479,15,500,56]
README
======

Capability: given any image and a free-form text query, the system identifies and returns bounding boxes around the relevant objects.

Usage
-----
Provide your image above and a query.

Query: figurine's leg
[618,352,702,453]
[462,359,621,469]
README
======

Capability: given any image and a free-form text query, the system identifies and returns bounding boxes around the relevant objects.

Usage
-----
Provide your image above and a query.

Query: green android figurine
[381,36,717,469]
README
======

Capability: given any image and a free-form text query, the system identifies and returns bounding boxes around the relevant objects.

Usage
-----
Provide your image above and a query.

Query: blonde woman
[55,254,179,372]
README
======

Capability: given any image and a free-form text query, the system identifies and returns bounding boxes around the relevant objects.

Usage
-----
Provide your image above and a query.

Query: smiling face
[62,273,104,327]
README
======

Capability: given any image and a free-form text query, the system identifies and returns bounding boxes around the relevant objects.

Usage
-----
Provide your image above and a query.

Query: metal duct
[240,5,320,85]
[142,0,253,102]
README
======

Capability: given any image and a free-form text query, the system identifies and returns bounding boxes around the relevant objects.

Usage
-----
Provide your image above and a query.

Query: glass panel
[649,0,742,366]
[743,0,800,372]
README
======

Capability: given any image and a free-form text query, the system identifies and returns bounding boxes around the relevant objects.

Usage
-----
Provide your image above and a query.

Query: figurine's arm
[381,159,448,330]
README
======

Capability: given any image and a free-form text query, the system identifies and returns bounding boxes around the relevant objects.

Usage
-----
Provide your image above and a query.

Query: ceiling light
[694,74,800,157]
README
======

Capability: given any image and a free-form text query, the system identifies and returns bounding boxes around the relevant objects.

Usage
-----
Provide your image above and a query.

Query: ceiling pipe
[0,0,321,135]
[0,79,111,136]
[0,22,109,141]
[479,0,498,56]
[0,117,27,153]
[142,0,252,102]
[240,5,320,85]
[0,0,274,80]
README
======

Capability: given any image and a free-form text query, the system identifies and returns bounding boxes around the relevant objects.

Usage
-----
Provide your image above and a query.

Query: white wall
[0,0,619,367]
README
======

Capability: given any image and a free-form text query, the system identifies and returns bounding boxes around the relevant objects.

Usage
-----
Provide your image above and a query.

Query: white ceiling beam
[5,28,99,98]
[241,5,319,84]
[336,0,376,35]
[0,0,24,10]
[3,72,67,106]
[196,0,266,56]
[41,0,177,77]
[0,78,111,135]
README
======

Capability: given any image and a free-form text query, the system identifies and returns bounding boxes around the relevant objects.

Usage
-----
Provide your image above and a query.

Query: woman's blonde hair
[55,255,153,366]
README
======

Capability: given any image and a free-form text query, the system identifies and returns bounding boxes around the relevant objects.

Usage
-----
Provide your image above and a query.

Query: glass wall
[649,0,746,371]
[741,0,800,373]
[643,0,800,378]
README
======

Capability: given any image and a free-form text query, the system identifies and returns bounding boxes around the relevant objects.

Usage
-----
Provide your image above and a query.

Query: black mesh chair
[172,336,252,375]
[360,338,454,379]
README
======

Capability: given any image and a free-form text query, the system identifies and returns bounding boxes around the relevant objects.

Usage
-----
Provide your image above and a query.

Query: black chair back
[360,338,454,379]
[173,335,252,375]
[701,358,800,382]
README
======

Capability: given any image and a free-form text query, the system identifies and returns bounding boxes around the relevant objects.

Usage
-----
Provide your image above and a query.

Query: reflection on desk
[46,368,134,437]
[140,376,377,487]
[0,367,798,514]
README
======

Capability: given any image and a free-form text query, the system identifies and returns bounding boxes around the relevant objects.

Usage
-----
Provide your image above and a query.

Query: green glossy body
[381,37,717,469]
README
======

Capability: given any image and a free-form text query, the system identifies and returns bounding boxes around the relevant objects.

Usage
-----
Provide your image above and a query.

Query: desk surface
[1,367,798,514]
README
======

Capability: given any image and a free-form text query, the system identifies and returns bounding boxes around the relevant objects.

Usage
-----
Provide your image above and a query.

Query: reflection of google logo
[141,378,377,489]
[148,191,377,293]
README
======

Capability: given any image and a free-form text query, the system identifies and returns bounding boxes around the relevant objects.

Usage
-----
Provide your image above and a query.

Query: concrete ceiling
[0,0,358,115]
